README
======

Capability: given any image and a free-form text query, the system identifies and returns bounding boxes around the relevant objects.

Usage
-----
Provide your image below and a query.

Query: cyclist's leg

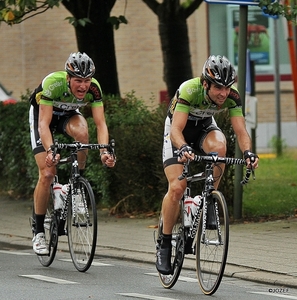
[197,118,227,229]
[162,165,185,235]
[198,118,227,190]
[29,106,55,255]
[156,163,185,275]
[156,117,186,274]
[63,112,88,171]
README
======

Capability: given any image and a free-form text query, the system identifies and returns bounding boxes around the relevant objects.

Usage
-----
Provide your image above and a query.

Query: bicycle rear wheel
[157,210,185,289]
[30,194,58,267]
[196,190,229,295]
[67,177,97,272]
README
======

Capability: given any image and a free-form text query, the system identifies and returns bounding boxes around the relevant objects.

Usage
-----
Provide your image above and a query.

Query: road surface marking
[59,258,113,266]
[249,292,297,299]
[145,272,197,282]
[19,275,78,284]
[0,250,31,255]
[117,293,178,300]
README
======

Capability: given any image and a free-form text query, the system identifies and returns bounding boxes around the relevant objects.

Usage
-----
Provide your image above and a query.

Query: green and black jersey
[30,71,103,112]
[167,77,243,121]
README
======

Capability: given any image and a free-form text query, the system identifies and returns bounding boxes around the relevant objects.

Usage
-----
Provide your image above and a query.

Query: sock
[161,233,172,248]
[35,214,45,235]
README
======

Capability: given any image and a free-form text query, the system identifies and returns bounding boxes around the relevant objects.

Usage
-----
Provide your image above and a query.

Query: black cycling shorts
[162,116,221,168]
[29,105,81,155]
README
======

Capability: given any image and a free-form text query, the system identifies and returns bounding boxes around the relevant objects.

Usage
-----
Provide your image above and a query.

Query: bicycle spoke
[68,177,97,272]
[196,191,229,295]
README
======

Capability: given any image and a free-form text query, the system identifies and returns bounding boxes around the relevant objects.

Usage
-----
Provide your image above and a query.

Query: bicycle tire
[67,176,97,272]
[196,190,229,295]
[30,192,58,267]
[157,210,185,289]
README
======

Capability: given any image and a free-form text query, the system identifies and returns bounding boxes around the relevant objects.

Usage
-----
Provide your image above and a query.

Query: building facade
[0,2,295,150]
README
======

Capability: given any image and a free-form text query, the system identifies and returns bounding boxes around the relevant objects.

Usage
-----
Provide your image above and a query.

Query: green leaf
[107,15,128,30]
[118,15,128,24]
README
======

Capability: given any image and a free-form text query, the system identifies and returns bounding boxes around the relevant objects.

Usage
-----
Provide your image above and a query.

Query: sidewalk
[1,196,297,288]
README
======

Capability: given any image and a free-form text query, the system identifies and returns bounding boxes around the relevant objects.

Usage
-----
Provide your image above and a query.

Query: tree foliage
[142,0,204,98]
[0,0,121,96]
[0,0,61,24]
[258,0,297,22]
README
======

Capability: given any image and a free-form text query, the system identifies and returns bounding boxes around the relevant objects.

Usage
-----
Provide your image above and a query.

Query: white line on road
[19,275,78,284]
[145,272,197,282]
[116,293,178,300]
[0,250,32,255]
[59,258,114,266]
[249,292,297,299]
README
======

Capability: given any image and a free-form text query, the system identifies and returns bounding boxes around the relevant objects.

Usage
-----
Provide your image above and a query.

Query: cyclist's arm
[171,110,194,162]
[230,115,259,168]
[38,103,60,166]
[91,105,109,146]
[39,103,54,153]
[91,105,115,167]
[171,110,188,149]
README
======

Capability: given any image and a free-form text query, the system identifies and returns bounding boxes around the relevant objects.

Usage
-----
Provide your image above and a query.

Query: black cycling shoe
[206,201,217,230]
[156,246,172,275]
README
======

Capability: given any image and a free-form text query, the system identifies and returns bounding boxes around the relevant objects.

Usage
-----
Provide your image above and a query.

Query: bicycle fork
[189,195,224,249]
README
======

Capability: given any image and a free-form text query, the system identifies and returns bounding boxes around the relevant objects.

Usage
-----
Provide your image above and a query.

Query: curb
[2,232,296,289]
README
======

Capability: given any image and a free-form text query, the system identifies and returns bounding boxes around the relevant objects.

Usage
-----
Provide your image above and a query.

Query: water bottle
[192,195,202,216]
[184,196,194,227]
[184,195,202,227]
[55,184,69,210]
[53,183,62,210]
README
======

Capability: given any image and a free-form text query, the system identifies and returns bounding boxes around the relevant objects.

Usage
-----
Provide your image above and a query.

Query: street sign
[245,95,257,129]
[204,0,260,5]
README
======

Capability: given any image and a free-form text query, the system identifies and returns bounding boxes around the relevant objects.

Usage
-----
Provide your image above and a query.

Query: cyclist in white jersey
[29,52,115,255]
[156,55,259,275]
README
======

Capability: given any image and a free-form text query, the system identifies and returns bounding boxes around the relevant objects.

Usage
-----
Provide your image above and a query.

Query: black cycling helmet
[202,55,236,87]
[65,52,95,78]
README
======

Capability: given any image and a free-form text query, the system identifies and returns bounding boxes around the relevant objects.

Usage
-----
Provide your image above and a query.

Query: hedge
[0,92,237,215]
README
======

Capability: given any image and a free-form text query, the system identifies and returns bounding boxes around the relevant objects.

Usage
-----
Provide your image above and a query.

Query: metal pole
[233,5,248,220]
[250,60,256,154]
[274,18,282,156]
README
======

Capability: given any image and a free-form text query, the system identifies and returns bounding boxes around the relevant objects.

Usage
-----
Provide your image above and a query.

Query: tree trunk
[62,0,120,96]
[143,0,203,99]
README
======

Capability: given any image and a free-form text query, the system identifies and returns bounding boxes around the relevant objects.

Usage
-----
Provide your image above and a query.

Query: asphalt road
[1,242,297,300]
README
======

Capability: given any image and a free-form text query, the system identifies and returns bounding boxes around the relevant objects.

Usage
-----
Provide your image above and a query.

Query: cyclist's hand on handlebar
[45,151,60,168]
[243,150,259,169]
[177,144,194,163]
[100,152,116,168]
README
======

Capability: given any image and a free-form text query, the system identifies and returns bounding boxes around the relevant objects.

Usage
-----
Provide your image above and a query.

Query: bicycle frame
[31,139,115,272]
[188,159,224,245]
[157,151,254,293]
[56,151,86,222]
[52,140,115,222]
[183,152,251,250]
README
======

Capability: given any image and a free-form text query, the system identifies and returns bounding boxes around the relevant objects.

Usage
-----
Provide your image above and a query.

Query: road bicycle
[155,152,254,295]
[30,140,115,272]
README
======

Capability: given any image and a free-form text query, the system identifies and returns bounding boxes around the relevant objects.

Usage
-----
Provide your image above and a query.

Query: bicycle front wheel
[157,211,185,289]
[196,190,229,295]
[67,177,97,272]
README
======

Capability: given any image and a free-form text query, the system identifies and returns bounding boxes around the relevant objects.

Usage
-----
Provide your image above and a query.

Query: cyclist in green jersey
[29,52,115,255]
[156,55,259,275]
